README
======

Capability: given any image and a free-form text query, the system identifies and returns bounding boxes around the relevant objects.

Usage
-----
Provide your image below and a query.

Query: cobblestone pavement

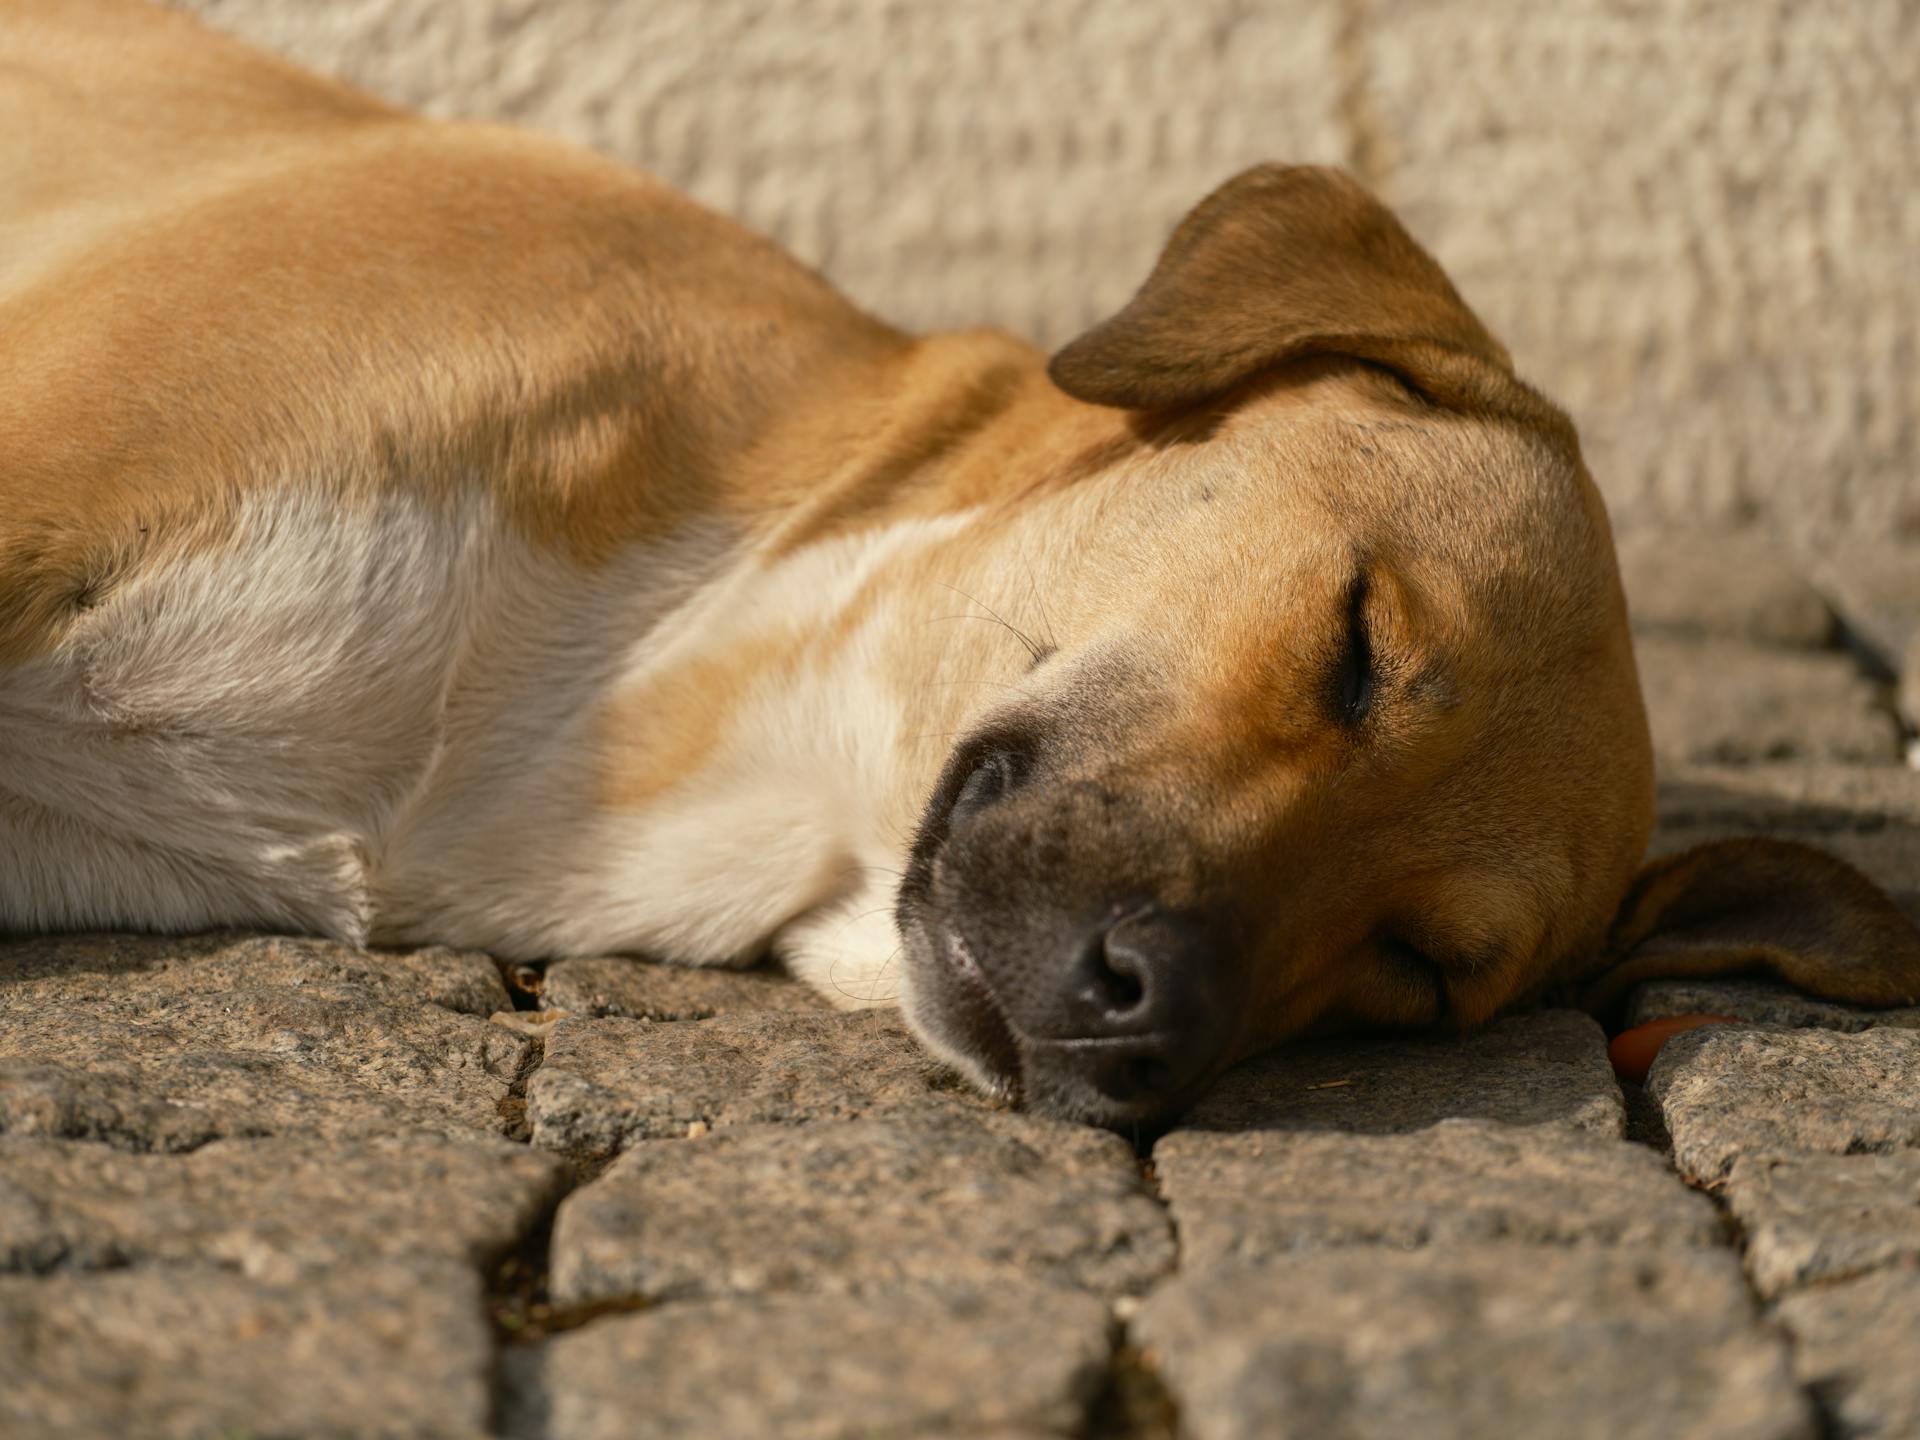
[2,534,1916,1440]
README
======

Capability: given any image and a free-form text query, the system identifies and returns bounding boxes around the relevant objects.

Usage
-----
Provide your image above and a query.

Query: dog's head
[895,165,1920,1127]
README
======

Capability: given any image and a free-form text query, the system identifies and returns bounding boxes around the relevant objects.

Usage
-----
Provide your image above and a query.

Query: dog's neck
[364,327,1138,994]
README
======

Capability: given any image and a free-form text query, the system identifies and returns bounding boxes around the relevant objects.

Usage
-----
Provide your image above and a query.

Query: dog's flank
[5,0,1918,1129]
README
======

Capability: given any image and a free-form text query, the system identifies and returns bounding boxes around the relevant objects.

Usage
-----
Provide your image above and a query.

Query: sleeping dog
[5,0,1917,1126]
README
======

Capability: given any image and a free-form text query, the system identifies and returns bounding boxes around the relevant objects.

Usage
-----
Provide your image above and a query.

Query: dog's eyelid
[1333,570,1375,725]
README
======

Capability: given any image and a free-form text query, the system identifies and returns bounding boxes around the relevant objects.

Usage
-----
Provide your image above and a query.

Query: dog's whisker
[1021,559,1062,652]
[936,582,1045,663]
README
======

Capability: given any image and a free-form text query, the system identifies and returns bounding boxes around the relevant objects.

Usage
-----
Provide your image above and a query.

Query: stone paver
[1635,637,1900,764]
[1649,1025,1920,1184]
[527,1009,981,1159]
[1154,1118,1722,1268]
[1136,1246,1812,1440]
[1618,532,1837,650]
[1725,1153,1920,1300]
[0,1260,494,1440]
[1806,543,1920,675]
[1627,978,1920,1034]
[1652,764,1920,918]
[1775,1268,1920,1440]
[1902,634,1920,739]
[1181,1009,1624,1137]
[533,1288,1112,1440]
[0,933,532,1149]
[0,1133,562,1281]
[551,1111,1171,1305]
[540,954,829,1021]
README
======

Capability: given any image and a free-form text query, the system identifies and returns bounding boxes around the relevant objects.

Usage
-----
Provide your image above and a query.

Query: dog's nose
[1026,902,1239,1123]
[1070,903,1188,1028]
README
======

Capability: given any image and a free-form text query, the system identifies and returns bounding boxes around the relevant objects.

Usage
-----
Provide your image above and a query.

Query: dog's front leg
[772,875,910,1010]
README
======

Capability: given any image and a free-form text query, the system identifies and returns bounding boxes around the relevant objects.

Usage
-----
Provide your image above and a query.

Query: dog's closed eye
[1332,572,1375,725]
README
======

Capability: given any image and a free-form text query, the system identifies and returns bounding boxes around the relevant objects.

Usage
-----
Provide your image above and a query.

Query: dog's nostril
[947,749,1015,831]
[1096,944,1146,1013]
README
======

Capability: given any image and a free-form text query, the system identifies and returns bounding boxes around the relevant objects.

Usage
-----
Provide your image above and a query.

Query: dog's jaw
[898,922,1022,1103]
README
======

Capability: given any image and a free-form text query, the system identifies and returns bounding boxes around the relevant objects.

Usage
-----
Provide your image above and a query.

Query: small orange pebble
[1608,1014,1745,1084]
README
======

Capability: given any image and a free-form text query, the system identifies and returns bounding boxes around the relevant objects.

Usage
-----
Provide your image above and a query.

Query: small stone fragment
[1137,1246,1811,1440]
[1650,1025,1920,1183]
[527,1010,984,1159]
[1153,1118,1722,1267]
[550,1112,1172,1305]
[541,954,828,1021]
[541,1288,1111,1440]
[1725,1152,1920,1298]
[1775,1267,1920,1440]
[1180,1010,1624,1137]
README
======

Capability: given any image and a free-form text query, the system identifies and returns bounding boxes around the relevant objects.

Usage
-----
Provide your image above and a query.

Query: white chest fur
[0,485,967,1005]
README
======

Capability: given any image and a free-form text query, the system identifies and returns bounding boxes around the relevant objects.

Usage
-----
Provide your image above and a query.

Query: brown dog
[4,0,1916,1126]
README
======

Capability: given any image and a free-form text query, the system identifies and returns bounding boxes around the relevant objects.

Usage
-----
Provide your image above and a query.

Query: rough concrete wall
[177,0,1918,542]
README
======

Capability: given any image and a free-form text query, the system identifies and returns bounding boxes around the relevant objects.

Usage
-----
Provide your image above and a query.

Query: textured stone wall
[178,0,1918,542]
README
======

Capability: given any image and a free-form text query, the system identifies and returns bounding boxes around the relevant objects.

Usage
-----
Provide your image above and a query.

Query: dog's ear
[1579,838,1920,1018]
[1049,164,1531,419]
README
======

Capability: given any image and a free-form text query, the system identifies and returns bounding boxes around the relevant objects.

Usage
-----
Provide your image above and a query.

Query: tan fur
[6,1,1916,1119]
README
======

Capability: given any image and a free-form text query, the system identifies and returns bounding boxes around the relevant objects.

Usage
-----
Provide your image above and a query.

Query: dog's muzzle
[899,739,1246,1129]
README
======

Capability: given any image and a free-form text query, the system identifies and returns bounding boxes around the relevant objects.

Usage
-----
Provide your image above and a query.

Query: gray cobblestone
[1775,1268,1920,1440]
[0,934,532,1150]
[527,1009,983,1159]
[1650,1026,1920,1184]
[1137,1246,1812,1440]
[537,1288,1113,1440]
[1726,1153,1920,1299]
[1181,1010,1624,1137]
[1154,1118,1722,1268]
[550,1111,1172,1305]
[0,1260,494,1440]
[540,955,829,1021]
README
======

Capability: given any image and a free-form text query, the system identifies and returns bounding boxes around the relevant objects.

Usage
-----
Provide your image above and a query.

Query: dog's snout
[1028,902,1241,1124]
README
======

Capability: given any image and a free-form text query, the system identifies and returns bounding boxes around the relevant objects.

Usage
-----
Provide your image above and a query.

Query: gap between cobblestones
[476,962,1189,1439]
[1614,1068,1852,1440]
[474,954,1885,1440]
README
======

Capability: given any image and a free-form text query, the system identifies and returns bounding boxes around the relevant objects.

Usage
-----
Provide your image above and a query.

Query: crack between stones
[481,1026,628,1440]
[1616,1072,1839,1439]
[1084,1148,1184,1439]
[479,1009,1189,1437]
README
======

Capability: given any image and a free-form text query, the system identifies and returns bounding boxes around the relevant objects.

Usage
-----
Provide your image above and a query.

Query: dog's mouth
[897,900,1025,1104]
[937,926,1021,1088]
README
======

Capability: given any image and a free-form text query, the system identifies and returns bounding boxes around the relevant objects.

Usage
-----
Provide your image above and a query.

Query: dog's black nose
[1022,902,1239,1124]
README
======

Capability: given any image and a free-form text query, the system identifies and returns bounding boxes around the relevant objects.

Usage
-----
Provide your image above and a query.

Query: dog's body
[7,1,1918,1125]
[2,0,1048,992]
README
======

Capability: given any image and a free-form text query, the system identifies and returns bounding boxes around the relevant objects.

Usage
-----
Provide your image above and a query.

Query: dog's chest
[0,487,728,941]
[1,484,959,968]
